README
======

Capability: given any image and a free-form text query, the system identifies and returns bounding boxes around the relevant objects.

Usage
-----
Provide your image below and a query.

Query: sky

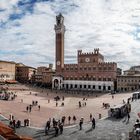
[0,0,140,71]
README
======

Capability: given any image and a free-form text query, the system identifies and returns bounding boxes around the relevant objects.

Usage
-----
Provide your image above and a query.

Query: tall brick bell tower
[54,13,65,72]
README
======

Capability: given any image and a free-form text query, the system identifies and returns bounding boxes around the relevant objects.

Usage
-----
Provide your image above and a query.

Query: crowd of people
[9,114,30,130]
[45,118,64,136]
[0,91,17,101]
[26,100,41,112]
[44,113,96,137]
[3,85,140,139]
[78,98,88,108]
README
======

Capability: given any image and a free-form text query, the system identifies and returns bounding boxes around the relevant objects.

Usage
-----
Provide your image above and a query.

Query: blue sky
[0,0,140,70]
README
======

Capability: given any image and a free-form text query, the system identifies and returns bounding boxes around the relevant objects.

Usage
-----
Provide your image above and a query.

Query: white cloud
[0,0,140,70]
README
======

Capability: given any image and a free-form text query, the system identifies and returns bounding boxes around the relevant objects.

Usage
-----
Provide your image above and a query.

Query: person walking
[92,117,95,129]
[79,118,83,130]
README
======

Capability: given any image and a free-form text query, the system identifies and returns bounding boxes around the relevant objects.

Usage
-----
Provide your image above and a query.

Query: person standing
[16,120,21,128]
[61,116,66,125]
[73,116,76,124]
[48,99,50,103]
[68,116,71,125]
[24,119,27,127]
[59,123,63,134]
[55,125,59,137]
[45,124,48,135]
[26,106,29,112]
[21,99,23,103]
[127,113,130,123]
[53,118,56,128]
[38,105,40,111]
[45,120,50,135]
[56,102,58,107]
[90,113,92,121]
[12,120,16,129]
[112,95,114,99]
[62,96,65,101]
[47,120,51,131]
[29,105,32,113]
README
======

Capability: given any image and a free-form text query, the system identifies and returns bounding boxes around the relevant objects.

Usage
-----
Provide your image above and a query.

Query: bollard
[9,114,13,121]
[99,113,101,119]
[28,119,30,126]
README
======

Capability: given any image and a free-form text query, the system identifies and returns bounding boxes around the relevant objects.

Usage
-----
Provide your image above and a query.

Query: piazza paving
[0,84,139,139]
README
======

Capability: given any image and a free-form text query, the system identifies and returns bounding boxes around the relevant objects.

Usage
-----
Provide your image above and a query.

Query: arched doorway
[54,79,59,89]
[103,85,106,91]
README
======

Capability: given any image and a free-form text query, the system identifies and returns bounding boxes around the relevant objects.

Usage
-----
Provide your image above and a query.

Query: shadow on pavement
[69,130,77,135]
[105,117,123,122]
[85,128,93,133]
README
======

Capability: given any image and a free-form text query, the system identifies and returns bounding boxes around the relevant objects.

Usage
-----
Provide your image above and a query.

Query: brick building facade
[16,64,36,83]
[34,64,55,87]
[52,14,117,92]
[117,66,140,92]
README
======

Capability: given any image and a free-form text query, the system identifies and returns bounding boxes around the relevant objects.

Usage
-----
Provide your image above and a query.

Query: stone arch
[52,76,63,90]
[54,79,59,89]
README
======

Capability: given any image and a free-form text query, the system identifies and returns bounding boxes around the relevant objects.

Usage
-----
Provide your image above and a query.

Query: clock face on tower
[85,58,90,62]
[57,61,60,65]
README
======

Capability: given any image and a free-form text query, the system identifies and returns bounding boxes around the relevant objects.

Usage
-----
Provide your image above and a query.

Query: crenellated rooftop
[78,48,101,55]
[99,62,116,65]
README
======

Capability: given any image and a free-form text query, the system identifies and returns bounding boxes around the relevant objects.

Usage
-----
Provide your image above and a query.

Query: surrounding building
[34,64,55,87]
[117,75,140,92]
[0,60,16,83]
[117,68,122,76]
[52,13,117,92]
[16,65,36,83]
[117,65,140,92]
[124,65,140,76]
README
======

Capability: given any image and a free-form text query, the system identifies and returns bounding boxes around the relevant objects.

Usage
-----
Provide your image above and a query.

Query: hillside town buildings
[52,13,117,91]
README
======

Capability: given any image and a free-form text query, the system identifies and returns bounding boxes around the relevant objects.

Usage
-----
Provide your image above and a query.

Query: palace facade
[52,14,117,92]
